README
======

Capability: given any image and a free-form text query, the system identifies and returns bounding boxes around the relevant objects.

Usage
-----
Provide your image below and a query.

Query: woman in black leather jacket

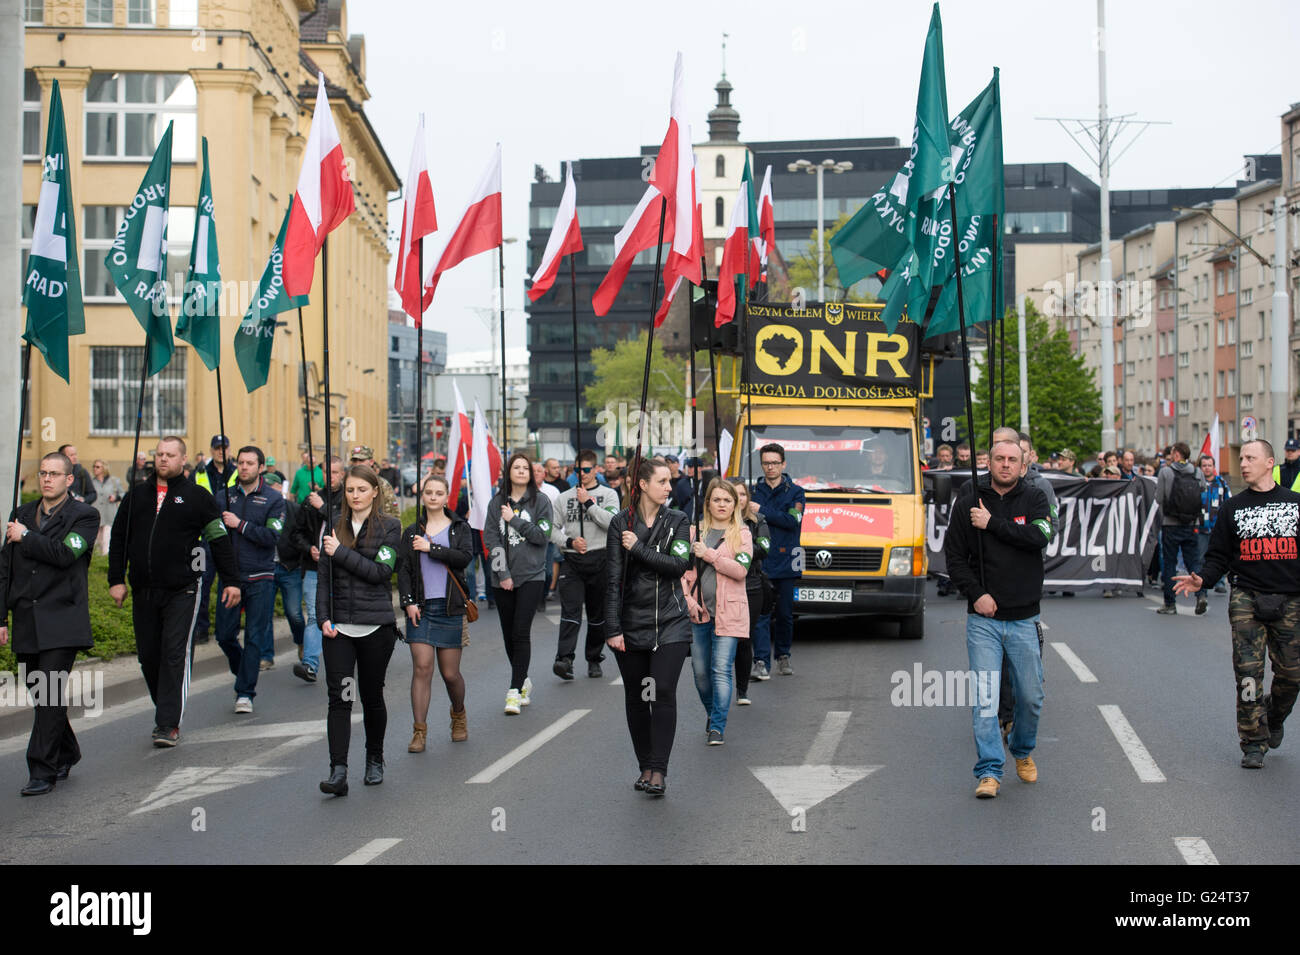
[315,465,402,797]
[605,459,692,796]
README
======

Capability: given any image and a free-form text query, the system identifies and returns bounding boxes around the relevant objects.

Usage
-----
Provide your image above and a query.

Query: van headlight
[888,547,914,576]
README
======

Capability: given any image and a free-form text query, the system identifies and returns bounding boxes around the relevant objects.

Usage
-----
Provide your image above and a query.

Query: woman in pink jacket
[682,478,753,745]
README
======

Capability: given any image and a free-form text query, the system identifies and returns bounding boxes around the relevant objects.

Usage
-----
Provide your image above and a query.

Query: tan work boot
[408,722,427,753]
[1015,756,1038,783]
[450,706,468,742]
[975,777,1000,798]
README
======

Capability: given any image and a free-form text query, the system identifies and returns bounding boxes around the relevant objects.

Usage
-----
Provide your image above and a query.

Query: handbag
[447,569,479,623]
[1252,592,1286,623]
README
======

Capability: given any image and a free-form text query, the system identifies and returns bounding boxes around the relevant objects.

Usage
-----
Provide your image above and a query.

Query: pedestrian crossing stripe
[63,531,87,556]
[376,545,396,569]
[267,517,284,533]
[671,539,689,558]
[736,552,751,568]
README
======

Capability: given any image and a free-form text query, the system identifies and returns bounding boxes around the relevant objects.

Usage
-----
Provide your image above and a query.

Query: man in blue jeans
[943,438,1051,798]
[752,443,804,678]
[213,446,286,714]
[264,473,305,663]
[1156,441,1207,615]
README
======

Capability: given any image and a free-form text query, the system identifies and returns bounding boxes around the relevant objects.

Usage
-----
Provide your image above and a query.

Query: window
[90,346,186,435]
[715,196,724,228]
[715,155,725,178]
[1178,399,1190,415]
[168,0,197,27]
[1227,369,1236,396]
[1217,321,1224,347]
[127,0,154,25]
[1216,271,1224,296]
[85,72,197,161]
[24,0,42,24]
[1179,255,1188,271]
[1159,379,1167,401]
[1227,317,1236,344]
[1179,303,1189,319]
[83,206,122,300]
[1002,211,1070,235]
[1259,366,1267,392]
[1227,269,1235,293]
[23,71,45,161]
[1242,393,1254,410]
[85,0,112,24]
[1241,288,1253,305]
[1178,351,1189,368]
[19,204,36,287]
[1242,340,1253,358]
[1259,311,1266,338]
[1217,371,1224,397]
[1126,361,1135,375]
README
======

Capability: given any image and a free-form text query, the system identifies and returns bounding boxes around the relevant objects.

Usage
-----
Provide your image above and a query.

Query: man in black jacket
[0,452,100,795]
[108,436,240,747]
[265,473,305,666]
[944,438,1051,799]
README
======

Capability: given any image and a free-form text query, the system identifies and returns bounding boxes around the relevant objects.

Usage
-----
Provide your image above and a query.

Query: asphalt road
[0,581,1294,865]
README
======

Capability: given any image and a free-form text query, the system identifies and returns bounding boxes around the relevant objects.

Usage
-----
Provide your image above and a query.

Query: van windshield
[743,426,916,494]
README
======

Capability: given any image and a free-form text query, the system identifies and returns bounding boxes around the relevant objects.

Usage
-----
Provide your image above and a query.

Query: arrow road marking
[1099,704,1166,782]
[1050,642,1098,683]
[132,734,317,814]
[335,838,403,865]
[750,710,881,814]
[466,708,590,784]
[1173,837,1219,865]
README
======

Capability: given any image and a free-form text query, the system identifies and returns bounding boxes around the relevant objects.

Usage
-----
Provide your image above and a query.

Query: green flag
[235,208,308,392]
[177,137,222,372]
[830,3,951,289]
[21,80,84,383]
[739,153,758,307]
[106,121,174,376]
[923,215,998,338]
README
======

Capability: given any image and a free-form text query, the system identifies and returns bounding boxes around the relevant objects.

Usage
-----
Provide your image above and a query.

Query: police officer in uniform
[0,451,100,795]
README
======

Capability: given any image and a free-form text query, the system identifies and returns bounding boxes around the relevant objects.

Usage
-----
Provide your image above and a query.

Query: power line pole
[0,0,22,509]
[1272,196,1291,443]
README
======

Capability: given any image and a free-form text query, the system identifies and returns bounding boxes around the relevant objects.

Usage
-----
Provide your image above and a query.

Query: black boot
[319,764,348,796]
[363,754,384,786]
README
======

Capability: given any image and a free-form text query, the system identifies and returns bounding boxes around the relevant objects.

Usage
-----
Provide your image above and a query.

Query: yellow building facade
[20,0,397,481]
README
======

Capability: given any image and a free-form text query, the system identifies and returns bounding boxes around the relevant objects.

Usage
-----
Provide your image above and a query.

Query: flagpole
[123,334,151,560]
[415,240,424,495]
[3,346,35,608]
[621,197,668,592]
[321,238,334,623]
[296,306,317,492]
[569,254,584,537]
[214,364,228,468]
[498,244,508,457]
[946,182,984,590]
[989,212,999,442]
[998,232,1007,429]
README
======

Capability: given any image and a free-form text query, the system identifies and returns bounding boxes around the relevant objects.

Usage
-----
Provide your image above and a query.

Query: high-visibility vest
[195,468,237,493]
[1271,465,1300,492]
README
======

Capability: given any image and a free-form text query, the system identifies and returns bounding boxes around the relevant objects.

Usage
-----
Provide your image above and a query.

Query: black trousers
[736,585,762,696]
[323,624,397,767]
[17,647,80,782]
[495,579,544,690]
[556,552,607,664]
[133,583,202,730]
[613,642,690,775]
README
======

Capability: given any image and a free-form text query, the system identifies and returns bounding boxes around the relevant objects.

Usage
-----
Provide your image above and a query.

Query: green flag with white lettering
[21,80,84,383]
[830,3,951,290]
[177,137,222,372]
[235,207,308,392]
[924,215,998,338]
[106,121,174,376]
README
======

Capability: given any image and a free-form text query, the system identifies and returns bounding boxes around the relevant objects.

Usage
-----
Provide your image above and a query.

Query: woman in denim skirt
[397,475,474,751]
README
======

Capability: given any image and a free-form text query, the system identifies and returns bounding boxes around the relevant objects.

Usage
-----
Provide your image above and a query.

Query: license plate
[796,587,852,603]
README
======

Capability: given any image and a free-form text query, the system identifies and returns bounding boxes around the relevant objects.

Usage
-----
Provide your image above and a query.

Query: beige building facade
[20,0,396,483]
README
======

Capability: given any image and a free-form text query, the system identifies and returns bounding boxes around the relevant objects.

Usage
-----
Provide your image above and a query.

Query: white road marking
[465,708,590,784]
[182,715,359,744]
[1098,704,1166,782]
[609,676,623,686]
[1173,837,1219,865]
[132,735,317,813]
[750,710,881,813]
[335,838,403,866]
[1050,642,1098,683]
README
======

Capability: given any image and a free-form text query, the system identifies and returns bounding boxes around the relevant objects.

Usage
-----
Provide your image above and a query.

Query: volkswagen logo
[815,549,833,569]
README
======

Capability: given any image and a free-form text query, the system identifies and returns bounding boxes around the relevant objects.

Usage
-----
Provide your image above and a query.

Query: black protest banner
[927,472,1160,588]
[744,302,921,401]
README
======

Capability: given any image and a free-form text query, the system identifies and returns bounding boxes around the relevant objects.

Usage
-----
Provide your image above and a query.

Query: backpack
[1166,468,1201,523]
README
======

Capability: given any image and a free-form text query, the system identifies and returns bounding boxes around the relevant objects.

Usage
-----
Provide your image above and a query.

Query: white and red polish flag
[1199,412,1222,469]
[653,147,704,327]
[655,198,704,327]
[395,114,438,322]
[446,379,473,507]
[527,162,583,302]
[756,164,775,278]
[649,52,701,286]
[592,183,675,316]
[715,177,756,326]
[469,397,504,531]
[424,144,502,300]
[283,72,355,297]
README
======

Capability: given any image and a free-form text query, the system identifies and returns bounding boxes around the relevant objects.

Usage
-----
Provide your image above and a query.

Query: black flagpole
[322,239,334,622]
[498,244,508,460]
[946,183,984,589]
[569,254,584,537]
[998,229,1007,429]
[296,306,317,492]
[214,364,228,472]
[621,197,668,592]
[123,334,151,567]
[988,212,998,446]
[415,240,424,496]
[2,344,34,609]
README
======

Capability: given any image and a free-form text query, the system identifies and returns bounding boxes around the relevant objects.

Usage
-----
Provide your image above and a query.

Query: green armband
[202,519,228,542]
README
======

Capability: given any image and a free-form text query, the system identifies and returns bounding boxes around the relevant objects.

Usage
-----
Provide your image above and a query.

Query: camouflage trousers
[1228,588,1300,751]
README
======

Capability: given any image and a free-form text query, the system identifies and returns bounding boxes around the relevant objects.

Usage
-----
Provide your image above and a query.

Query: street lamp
[787,157,853,302]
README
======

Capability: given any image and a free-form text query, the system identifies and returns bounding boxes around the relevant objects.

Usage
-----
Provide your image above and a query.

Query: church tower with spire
[697,68,755,263]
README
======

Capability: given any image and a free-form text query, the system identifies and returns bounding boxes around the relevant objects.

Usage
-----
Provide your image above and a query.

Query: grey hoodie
[551,482,621,553]
[483,489,553,584]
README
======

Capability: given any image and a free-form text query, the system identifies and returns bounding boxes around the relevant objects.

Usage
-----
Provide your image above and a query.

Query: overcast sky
[348,0,1299,356]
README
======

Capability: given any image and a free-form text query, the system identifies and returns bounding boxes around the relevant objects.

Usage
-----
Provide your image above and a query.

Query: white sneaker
[736,696,751,706]
[234,696,253,714]
[520,677,533,706]
[504,689,522,715]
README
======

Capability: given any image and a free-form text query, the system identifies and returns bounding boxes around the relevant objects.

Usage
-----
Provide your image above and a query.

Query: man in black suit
[0,451,100,795]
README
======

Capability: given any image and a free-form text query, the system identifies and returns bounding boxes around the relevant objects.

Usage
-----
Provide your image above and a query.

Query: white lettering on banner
[25,270,66,298]
[31,179,66,262]
[194,215,211,273]
[137,206,167,273]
